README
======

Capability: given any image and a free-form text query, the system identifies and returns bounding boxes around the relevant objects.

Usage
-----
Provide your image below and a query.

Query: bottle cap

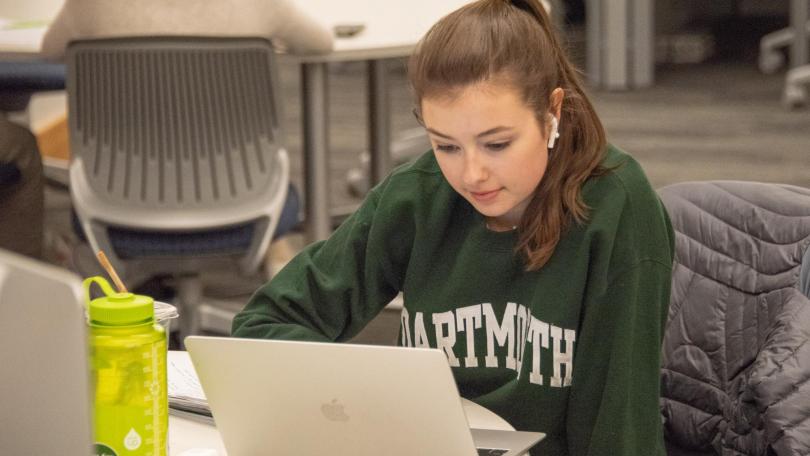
[83,276,155,326]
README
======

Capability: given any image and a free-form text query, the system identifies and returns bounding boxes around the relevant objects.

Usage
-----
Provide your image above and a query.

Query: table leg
[604,0,629,90]
[367,59,391,185]
[301,62,331,242]
[792,0,808,69]
[632,0,654,88]
[585,0,654,90]
[784,0,810,106]
[585,0,603,88]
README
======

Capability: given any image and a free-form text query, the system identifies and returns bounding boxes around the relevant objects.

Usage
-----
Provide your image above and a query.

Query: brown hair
[408,0,607,271]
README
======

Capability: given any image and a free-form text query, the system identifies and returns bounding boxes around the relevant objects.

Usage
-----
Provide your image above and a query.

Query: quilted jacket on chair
[659,181,810,456]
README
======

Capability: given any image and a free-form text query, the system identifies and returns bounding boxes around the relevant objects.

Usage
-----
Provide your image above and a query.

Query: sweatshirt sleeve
[565,259,671,455]
[231,183,411,342]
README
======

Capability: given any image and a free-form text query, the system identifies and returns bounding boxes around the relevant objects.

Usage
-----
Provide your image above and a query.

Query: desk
[0,20,47,60]
[169,414,227,455]
[168,398,513,455]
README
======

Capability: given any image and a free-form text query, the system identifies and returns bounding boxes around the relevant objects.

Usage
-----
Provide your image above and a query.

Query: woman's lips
[470,188,501,203]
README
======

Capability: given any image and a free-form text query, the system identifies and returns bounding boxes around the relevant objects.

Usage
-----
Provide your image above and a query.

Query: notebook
[185,335,544,456]
[0,249,92,455]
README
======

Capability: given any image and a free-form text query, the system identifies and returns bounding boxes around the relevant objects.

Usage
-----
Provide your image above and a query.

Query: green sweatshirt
[232,145,674,456]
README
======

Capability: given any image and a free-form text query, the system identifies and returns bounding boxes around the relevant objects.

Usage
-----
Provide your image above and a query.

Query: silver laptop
[185,335,544,456]
[0,249,92,455]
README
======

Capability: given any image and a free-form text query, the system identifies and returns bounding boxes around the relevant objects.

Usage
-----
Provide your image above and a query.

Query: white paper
[168,350,211,416]
[168,350,206,401]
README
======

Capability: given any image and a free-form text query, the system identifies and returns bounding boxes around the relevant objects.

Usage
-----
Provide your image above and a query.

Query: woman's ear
[549,87,564,120]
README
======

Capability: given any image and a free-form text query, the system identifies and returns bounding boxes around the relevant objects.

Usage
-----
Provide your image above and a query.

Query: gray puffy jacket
[659,181,810,456]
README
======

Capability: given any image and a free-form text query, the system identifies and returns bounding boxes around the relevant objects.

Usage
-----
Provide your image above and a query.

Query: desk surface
[169,397,514,455]
[0,18,47,58]
[293,0,469,63]
[1,1,471,61]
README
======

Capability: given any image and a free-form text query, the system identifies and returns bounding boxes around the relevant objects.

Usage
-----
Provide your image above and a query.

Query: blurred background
[2,0,809,343]
[250,0,809,253]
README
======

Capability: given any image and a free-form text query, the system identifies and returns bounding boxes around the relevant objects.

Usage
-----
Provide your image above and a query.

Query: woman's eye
[435,144,459,152]
[487,142,510,151]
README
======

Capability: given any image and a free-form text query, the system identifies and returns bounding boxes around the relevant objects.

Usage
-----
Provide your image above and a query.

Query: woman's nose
[462,151,488,186]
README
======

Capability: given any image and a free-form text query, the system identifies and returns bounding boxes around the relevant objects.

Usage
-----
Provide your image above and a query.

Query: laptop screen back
[185,336,482,456]
[0,249,92,455]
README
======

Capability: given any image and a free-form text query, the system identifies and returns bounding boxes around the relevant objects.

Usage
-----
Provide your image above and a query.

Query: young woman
[233,0,674,454]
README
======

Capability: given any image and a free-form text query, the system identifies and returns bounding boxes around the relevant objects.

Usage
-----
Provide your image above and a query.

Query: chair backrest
[66,37,289,275]
[658,181,810,455]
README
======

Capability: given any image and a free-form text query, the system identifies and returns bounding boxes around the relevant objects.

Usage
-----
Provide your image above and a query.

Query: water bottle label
[124,428,143,450]
[93,443,118,456]
[90,325,167,455]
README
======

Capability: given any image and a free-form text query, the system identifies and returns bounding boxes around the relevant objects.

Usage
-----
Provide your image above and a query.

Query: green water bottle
[84,276,168,456]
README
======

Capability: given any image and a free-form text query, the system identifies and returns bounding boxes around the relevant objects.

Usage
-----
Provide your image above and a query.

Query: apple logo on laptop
[321,399,349,422]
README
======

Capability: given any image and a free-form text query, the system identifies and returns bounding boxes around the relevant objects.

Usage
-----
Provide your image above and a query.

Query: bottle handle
[82,276,117,309]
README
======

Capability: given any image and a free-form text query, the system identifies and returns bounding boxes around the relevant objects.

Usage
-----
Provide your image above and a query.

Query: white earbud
[547,116,560,149]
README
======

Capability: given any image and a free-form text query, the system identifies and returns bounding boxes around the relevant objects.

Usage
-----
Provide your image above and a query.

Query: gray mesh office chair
[66,37,291,339]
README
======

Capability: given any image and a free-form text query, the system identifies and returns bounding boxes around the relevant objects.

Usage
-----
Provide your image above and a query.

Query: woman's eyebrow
[476,126,513,138]
[425,127,454,140]
[425,126,513,140]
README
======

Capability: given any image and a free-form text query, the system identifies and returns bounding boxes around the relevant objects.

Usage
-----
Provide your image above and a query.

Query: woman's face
[422,81,557,230]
